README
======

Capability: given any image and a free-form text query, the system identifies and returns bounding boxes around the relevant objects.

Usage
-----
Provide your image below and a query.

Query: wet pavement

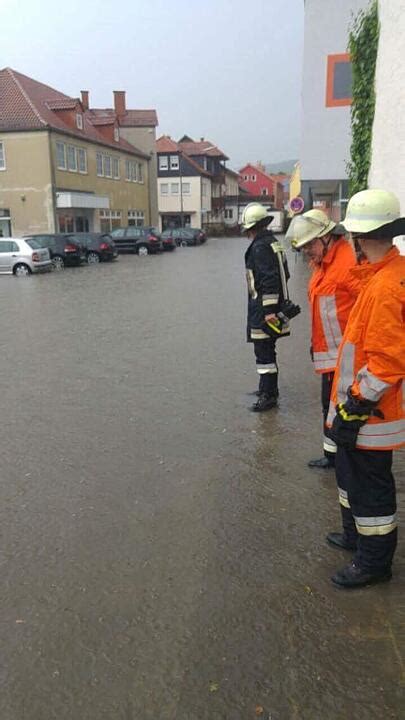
[0,237,404,720]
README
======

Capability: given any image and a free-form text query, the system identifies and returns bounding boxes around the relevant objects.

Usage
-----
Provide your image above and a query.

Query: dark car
[110,226,163,255]
[162,228,206,247]
[65,233,118,264]
[24,234,86,269]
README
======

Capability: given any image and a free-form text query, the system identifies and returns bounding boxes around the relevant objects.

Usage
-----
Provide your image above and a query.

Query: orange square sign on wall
[326,54,353,107]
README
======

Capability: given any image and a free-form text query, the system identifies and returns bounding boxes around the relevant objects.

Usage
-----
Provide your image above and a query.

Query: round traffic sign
[289,196,305,214]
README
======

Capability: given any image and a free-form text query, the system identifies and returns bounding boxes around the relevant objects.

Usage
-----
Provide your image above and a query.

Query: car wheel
[13,263,31,277]
[137,244,149,256]
[180,240,188,248]
[87,251,100,265]
[52,255,65,271]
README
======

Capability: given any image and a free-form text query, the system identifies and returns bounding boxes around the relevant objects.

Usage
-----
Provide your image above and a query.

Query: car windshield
[25,239,41,249]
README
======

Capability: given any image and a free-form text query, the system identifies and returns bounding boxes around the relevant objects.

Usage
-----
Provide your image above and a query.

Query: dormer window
[114,127,120,142]
[76,113,83,130]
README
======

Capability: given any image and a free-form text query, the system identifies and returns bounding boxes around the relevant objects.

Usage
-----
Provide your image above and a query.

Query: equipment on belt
[266,298,301,334]
[331,388,384,450]
[286,209,336,249]
[241,203,274,232]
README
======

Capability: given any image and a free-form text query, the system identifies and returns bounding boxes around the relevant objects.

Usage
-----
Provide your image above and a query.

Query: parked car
[110,226,163,255]
[162,228,206,247]
[24,234,86,269]
[65,233,118,264]
[0,237,52,276]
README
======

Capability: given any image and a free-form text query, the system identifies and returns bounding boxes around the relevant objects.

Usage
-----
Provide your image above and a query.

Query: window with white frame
[171,183,179,194]
[125,159,137,182]
[160,183,168,194]
[202,181,208,197]
[103,155,112,178]
[261,188,268,196]
[159,155,168,171]
[182,182,191,195]
[67,145,77,171]
[77,148,87,173]
[56,142,66,170]
[244,174,248,181]
[113,157,120,179]
[137,162,144,182]
[170,155,179,170]
[251,174,256,182]
[96,153,103,176]
[128,210,145,227]
[76,113,83,130]
[225,209,234,219]
[99,209,122,232]
[114,127,120,142]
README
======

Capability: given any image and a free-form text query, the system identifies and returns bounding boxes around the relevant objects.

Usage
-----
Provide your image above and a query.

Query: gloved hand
[330,388,383,450]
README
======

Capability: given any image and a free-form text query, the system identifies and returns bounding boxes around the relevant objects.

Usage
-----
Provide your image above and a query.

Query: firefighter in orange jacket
[325,189,405,588]
[286,209,359,468]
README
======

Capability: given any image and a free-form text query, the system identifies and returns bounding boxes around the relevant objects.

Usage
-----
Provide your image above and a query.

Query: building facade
[0,68,156,237]
[239,164,284,209]
[300,0,368,219]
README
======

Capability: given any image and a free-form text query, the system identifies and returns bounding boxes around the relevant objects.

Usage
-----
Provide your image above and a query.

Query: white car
[0,237,52,276]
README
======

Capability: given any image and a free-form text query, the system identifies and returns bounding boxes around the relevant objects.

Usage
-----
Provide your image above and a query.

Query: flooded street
[0,237,404,719]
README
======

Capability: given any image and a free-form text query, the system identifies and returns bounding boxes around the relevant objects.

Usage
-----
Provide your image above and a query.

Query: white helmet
[286,209,336,249]
[342,189,401,234]
[241,203,274,232]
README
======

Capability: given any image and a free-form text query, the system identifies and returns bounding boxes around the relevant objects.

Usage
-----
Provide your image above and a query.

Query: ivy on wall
[347,0,380,195]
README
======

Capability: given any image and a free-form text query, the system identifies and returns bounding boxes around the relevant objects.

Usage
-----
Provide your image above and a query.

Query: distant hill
[264,159,298,175]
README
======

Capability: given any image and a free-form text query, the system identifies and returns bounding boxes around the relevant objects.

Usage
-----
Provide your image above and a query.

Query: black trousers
[335,446,397,572]
[322,372,337,461]
[253,339,278,396]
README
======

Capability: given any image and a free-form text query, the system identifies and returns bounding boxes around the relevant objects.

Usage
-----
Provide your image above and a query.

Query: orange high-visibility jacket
[327,246,405,450]
[308,238,359,374]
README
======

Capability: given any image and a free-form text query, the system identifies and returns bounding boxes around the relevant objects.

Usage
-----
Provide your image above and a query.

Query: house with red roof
[156,134,228,230]
[239,163,285,210]
[0,68,158,237]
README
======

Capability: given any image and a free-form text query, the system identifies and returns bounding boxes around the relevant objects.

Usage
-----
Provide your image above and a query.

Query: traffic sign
[289,196,305,214]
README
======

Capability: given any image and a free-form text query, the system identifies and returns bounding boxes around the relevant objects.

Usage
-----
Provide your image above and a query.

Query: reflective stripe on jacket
[327,247,405,450]
[308,238,359,374]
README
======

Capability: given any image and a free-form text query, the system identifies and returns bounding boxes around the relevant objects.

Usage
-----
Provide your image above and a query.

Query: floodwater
[0,237,404,720]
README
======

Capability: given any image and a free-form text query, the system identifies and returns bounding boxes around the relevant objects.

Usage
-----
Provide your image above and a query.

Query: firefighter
[326,189,405,588]
[242,203,295,412]
[286,209,359,469]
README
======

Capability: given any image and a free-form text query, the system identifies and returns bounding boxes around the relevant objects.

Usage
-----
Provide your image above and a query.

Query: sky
[2,0,304,170]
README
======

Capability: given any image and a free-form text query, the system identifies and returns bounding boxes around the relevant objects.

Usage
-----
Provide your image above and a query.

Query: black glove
[310,345,314,362]
[330,388,383,450]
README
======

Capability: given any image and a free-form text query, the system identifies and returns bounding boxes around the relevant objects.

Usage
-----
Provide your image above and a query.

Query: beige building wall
[51,132,150,229]
[224,172,239,196]
[0,131,55,236]
[120,126,158,227]
[158,176,210,228]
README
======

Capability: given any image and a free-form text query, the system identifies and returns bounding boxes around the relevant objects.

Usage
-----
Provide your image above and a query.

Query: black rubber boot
[327,532,357,551]
[250,394,278,412]
[331,560,392,588]
[308,456,335,469]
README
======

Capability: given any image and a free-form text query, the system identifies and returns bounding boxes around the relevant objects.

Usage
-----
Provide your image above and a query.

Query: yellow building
[288,162,302,215]
[0,68,156,237]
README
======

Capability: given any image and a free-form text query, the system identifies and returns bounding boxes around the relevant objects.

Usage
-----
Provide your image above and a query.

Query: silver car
[0,237,52,276]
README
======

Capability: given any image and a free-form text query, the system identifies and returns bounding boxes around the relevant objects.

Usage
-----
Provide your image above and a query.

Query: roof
[156,135,212,177]
[0,68,149,157]
[89,108,158,128]
[178,138,228,160]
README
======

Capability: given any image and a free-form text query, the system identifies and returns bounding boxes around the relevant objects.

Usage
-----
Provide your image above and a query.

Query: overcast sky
[2,0,304,169]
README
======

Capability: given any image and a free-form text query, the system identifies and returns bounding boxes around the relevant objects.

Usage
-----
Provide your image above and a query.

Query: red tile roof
[89,108,158,127]
[0,67,149,157]
[178,138,228,160]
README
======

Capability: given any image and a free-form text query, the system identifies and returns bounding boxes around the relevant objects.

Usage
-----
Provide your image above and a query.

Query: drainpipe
[47,130,58,232]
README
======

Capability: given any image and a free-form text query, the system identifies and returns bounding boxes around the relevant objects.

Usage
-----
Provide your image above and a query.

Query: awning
[56,192,110,209]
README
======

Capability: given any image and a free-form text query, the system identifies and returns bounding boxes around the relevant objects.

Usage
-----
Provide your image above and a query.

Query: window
[77,148,87,173]
[56,142,66,169]
[225,209,233,220]
[96,153,103,176]
[182,182,191,195]
[76,113,83,130]
[128,210,145,227]
[326,53,353,107]
[67,145,77,171]
[137,162,144,182]
[170,155,179,170]
[251,175,256,182]
[0,240,14,253]
[114,127,120,142]
[244,174,248,181]
[113,157,120,179]
[125,159,137,182]
[261,188,268,196]
[171,183,179,194]
[159,155,168,171]
[100,210,122,232]
[103,155,112,178]
[160,183,169,195]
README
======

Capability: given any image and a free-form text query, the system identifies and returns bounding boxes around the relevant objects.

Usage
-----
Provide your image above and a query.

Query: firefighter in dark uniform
[242,203,298,412]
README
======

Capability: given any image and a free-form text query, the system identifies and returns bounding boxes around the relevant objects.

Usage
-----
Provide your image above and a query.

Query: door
[0,240,16,273]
